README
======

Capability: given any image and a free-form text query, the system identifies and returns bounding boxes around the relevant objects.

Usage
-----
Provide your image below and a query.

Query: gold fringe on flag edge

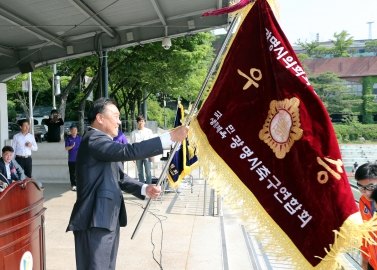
[190,119,377,269]
[167,103,199,189]
[188,1,377,269]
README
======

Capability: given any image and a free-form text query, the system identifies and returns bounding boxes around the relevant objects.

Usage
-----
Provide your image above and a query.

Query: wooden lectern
[0,179,46,270]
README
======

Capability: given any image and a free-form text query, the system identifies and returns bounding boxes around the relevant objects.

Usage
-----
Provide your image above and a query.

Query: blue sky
[278,0,377,44]
[214,0,377,45]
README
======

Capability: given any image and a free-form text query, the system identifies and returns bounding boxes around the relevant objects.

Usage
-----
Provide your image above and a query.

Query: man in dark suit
[0,146,26,189]
[66,98,188,270]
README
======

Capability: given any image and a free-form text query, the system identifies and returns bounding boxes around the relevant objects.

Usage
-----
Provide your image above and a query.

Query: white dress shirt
[11,132,38,156]
[5,161,10,180]
[130,128,154,144]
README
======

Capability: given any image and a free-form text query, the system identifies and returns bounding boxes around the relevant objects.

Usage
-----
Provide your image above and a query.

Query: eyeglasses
[357,183,377,191]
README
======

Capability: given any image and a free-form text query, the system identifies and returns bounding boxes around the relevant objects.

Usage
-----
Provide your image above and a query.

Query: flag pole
[131,16,239,240]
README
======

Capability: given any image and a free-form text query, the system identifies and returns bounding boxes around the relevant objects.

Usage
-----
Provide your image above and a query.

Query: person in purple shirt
[113,130,128,169]
[65,126,82,191]
[113,130,128,144]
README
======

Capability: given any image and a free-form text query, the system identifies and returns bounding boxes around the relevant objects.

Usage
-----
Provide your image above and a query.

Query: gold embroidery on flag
[190,118,377,270]
[237,68,262,89]
[259,97,303,159]
[316,157,343,183]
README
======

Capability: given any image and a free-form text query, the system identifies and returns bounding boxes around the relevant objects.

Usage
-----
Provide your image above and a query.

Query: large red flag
[189,0,375,268]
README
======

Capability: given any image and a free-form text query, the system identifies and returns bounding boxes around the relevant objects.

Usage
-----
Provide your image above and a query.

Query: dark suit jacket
[66,128,163,232]
[0,158,21,184]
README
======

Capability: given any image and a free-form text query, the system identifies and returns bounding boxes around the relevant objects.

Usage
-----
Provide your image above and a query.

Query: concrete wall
[31,141,164,184]
[32,142,70,183]
[0,83,8,150]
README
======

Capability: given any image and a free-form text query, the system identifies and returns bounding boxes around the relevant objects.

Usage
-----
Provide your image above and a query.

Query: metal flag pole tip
[131,16,239,240]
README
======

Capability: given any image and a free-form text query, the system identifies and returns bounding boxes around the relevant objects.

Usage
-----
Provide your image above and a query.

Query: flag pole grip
[131,17,238,240]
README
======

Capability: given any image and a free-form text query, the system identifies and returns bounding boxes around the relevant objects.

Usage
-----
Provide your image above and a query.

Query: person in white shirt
[11,119,38,178]
[130,115,154,184]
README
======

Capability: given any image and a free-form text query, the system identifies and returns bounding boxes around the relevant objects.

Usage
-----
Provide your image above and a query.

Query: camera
[162,37,171,50]
[52,114,58,122]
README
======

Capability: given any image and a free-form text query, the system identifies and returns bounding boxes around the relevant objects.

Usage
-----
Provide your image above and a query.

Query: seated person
[0,146,26,190]
[355,162,377,270]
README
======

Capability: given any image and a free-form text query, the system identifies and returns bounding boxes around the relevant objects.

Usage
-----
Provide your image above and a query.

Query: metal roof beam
[115,9,214,31]
[0,46,18,59]
[68,0,116,38]
[0,6,64,48]
[150,0,167,26]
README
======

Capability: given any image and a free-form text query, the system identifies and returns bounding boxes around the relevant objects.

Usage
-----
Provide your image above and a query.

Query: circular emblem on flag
[259,97,303,159]
[19,251,33,270]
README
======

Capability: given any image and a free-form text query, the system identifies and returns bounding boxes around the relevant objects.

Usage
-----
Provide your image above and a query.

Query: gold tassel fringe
[189,118,377,269]
[187,2,375,267]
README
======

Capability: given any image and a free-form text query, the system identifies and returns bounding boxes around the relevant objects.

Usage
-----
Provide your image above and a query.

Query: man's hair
[87,97,117,124]
[355,162,377,181]
[70,125,78,130]
[51,109,58,115]
[18,119,29,126]
[2,146,14,153]
[136,114,146,123]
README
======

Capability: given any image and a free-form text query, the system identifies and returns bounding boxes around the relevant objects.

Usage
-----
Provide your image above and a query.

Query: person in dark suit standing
[66,98,188,270]
[46,109,64,142]
[0,146,27,189]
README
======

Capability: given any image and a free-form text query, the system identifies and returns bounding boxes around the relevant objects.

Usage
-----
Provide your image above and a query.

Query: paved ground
[43,179,227,270]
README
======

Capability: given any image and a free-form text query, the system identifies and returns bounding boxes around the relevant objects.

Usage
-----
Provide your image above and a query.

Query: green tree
[6,67,53,118]
[361,76,377,124]
[364,40,377,56]
[296,53,308,63]
[108,32,215,124]
[295,40,320,57]
[7,100,17,122]
[56,56,97,121]
[330,30,354,57]
[313,46,332,58]
[309,72,362,115]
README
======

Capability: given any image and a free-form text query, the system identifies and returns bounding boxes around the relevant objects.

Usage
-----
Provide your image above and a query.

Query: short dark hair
[355,162,377,181]
[136,114,146,123]
[87,98,117,124]
[2,146,14,153]
[18,119,29,127]
[70,125,78,130]
[51,109,58,115]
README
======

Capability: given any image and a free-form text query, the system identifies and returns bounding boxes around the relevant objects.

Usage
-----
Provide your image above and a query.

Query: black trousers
[73,224,120,270]
[15,157,32,178]
[68,162,76,186]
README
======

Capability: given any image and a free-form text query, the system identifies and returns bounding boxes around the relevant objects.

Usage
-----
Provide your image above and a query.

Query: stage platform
[43,175,252,270]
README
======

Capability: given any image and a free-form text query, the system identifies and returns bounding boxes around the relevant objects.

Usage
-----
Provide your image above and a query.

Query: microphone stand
[131,16,238,240]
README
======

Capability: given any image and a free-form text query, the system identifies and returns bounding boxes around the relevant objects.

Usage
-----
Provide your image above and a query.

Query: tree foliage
[6,67,53,120]
[295,40,320,57]
[108,32,215,125]
[364,40,377,56]
[309,72,362,114]
[329,30,354,57]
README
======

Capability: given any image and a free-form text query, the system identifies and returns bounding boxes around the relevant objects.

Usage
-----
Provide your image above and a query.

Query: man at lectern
[0,146,26,190]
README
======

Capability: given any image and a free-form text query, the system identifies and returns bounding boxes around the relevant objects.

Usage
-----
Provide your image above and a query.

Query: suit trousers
[73,223,120,270]
[68,161,76,186]
[15,157,32,178]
